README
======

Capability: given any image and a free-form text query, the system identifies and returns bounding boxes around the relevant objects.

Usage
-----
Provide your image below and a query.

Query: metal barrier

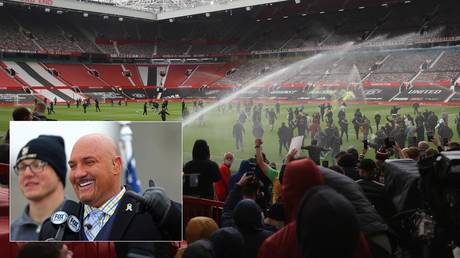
[183,195,224,227]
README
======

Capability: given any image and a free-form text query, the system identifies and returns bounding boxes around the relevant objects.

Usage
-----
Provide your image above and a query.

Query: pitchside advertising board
[362,87,400,101]
[393,87,453,102]
[161,88,233,99]
[270,87,398,101]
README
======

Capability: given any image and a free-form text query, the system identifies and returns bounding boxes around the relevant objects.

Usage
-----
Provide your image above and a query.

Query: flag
[120,122,142,193]
[126,157,141,193]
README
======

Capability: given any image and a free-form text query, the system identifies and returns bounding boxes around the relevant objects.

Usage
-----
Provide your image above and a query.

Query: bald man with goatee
[67,133,163,241]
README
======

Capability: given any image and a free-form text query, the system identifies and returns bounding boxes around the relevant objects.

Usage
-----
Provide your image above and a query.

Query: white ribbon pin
[126,203,133,212]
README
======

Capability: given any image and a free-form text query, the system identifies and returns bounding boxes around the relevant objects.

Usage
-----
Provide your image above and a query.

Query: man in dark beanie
[11,135,67,240]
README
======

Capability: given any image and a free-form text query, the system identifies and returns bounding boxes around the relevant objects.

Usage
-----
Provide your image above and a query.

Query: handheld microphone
[39,200,81,241]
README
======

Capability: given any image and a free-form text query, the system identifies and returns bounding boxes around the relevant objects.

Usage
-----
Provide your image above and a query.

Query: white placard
[289,135,304,159]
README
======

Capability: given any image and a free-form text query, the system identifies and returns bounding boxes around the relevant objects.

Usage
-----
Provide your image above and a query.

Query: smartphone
[321,160,329,168]
[363,140,369,150]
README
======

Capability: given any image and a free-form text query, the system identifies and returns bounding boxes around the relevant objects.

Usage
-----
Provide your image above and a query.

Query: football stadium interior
[0,0,459,105]
[1,0,460,257]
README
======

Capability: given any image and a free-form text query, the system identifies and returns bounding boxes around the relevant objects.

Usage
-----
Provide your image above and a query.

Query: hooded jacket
[296,185,360,258]
[209,227,244,258]
[258,159,324,258]
[228,160,252,192]
[183,140,221,199]
[258,160,374,258]
[183,239,215,258]
[234,199,273,258]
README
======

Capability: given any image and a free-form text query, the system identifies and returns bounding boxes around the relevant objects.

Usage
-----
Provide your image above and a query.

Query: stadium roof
[5,0,291,20]
[4,0,414,21]
[91,0,289,17]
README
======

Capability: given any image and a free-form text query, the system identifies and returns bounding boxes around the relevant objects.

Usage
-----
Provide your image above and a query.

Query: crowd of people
[182,101,460,258]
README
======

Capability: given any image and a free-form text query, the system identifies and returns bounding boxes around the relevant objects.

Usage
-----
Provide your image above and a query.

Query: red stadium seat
[0,163,8,188]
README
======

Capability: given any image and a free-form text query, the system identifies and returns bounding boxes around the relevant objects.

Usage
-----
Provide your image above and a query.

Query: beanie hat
[375,147,389,161]
[16,135,67,187]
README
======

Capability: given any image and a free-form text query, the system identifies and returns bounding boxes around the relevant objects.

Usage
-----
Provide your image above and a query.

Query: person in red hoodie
[257,158,323,258]
[258,158,373,258]
[214,152,234,202]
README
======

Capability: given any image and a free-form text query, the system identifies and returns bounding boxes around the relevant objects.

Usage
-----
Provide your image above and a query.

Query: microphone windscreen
[38,200,81,241]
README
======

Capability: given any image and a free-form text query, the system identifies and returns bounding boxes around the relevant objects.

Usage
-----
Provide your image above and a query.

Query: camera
[386,151,460,257]
[418,151,460,244]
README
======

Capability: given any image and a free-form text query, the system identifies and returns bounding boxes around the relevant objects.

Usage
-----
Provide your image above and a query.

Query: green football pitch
[1,102,459,168]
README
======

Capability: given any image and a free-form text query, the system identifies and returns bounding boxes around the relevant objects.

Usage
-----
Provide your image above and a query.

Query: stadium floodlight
[267,17,272,20]
[103,15,109,19]
[358,6,365,9]
[256,19,260,22]
[205,12,210,17]
[301,13,307,16]
[169,18,174,22]
[0,2,3,7]
[118,17,123,21]
[404,0,411,3]
[283,15,288,19]
[338,8,344,12]
[294,0,300,4]
[83,12,89,17]
[246,6,251,11]
[319,11,325,14]
[56,10,63,14]
[45,8,50,12]
[381,3,388,6]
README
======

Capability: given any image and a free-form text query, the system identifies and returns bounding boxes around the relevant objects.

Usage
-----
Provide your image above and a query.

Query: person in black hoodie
[183,139,221,199]
[209,227,244,258]
[183,239,215,258]
[296,185,361,258]
[233,199,273,258]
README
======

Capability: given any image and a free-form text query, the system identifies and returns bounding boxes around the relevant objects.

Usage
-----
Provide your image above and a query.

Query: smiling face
[68,134,121,208]
[18,159,62,202]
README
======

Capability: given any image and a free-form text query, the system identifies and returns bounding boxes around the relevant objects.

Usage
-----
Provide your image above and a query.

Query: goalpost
[14,94,36,106]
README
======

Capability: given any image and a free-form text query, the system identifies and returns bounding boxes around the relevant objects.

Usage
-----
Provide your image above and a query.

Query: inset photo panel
[9,121,182,242]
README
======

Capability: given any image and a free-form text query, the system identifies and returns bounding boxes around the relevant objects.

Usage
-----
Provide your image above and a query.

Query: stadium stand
[0,68,23,88]
[164,64,199,88]
[86,64,135,87]
[44,64,110,87]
